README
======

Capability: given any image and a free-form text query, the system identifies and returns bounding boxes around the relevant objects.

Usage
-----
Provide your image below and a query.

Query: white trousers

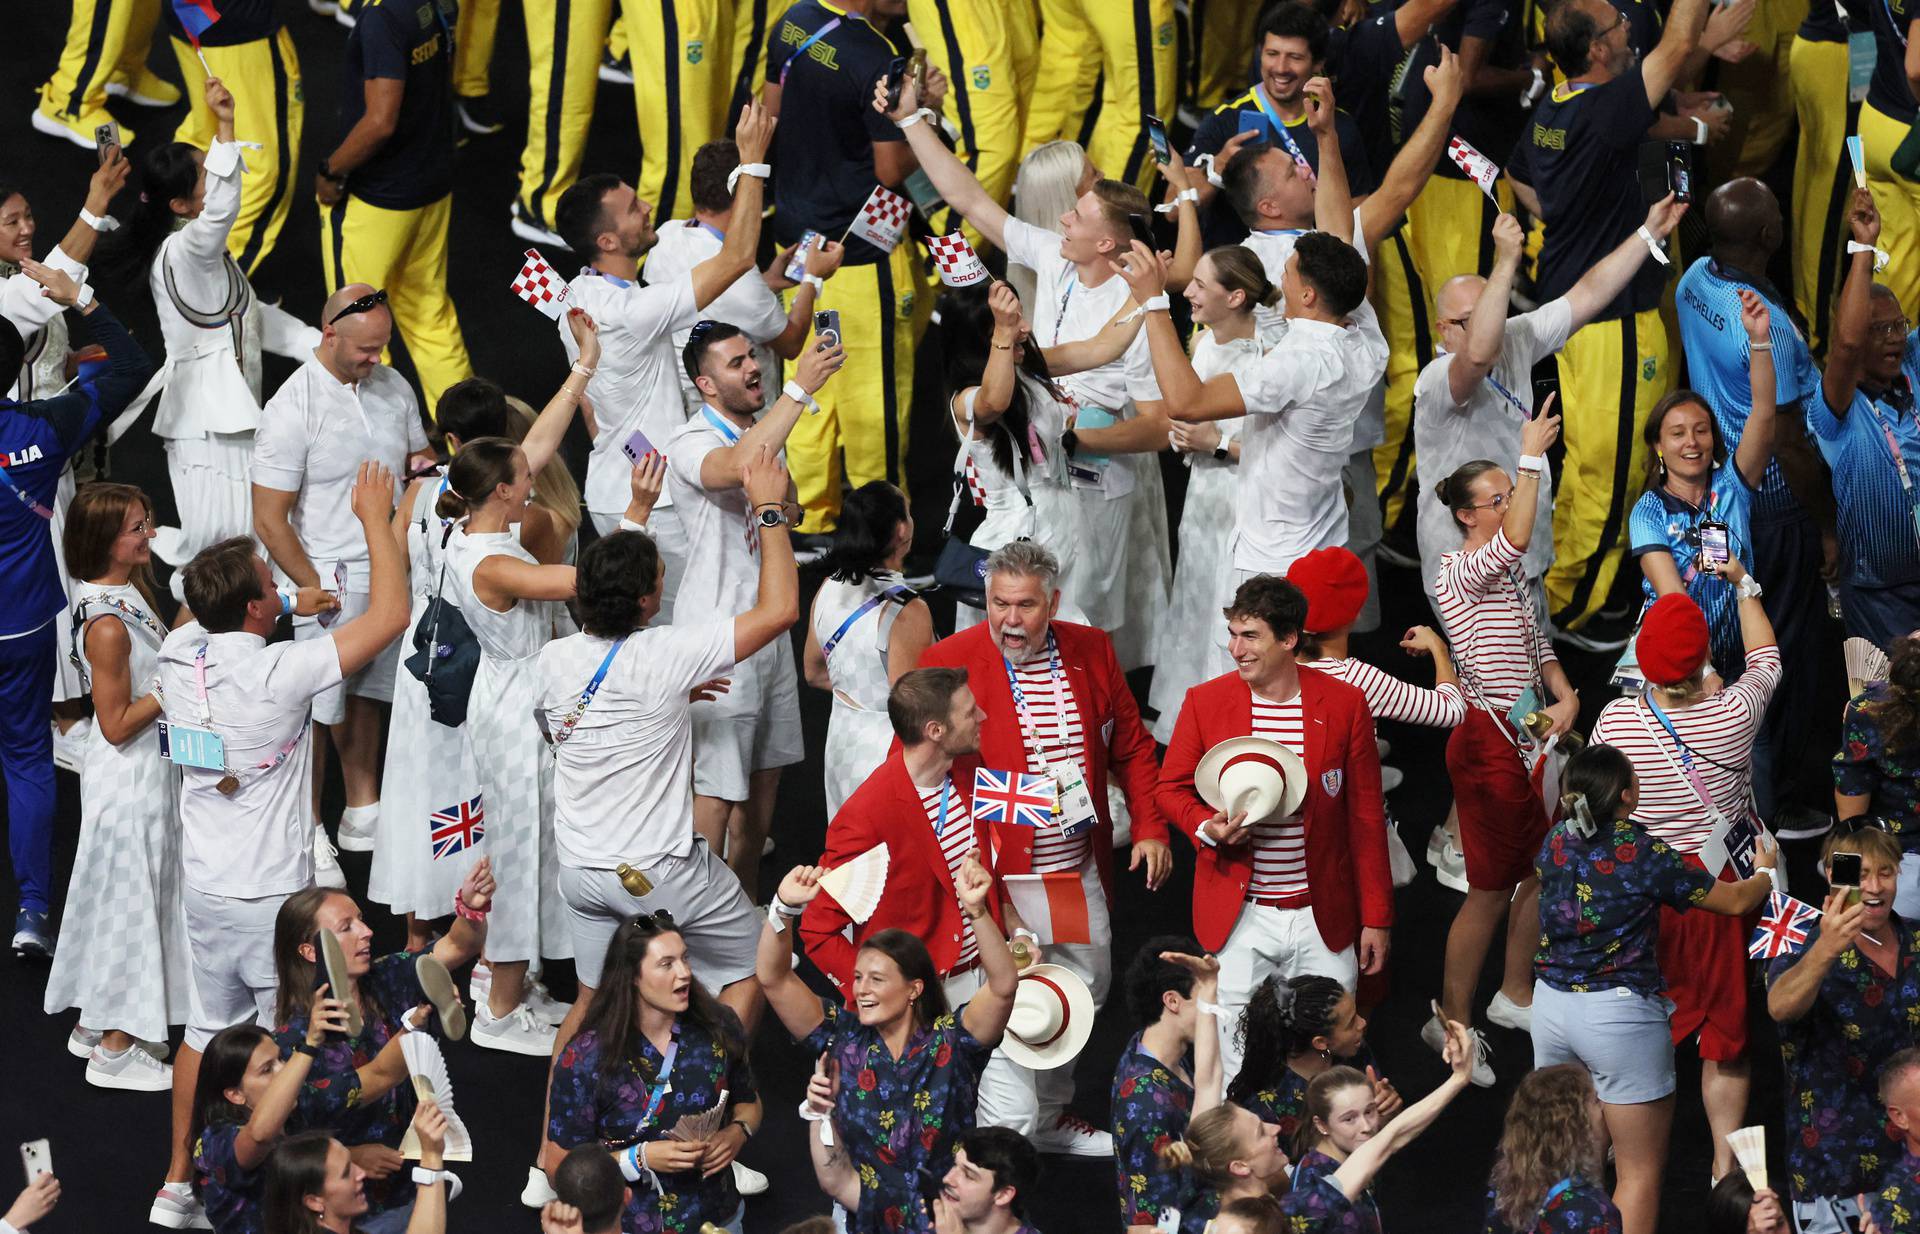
[1215,901,1357,1088]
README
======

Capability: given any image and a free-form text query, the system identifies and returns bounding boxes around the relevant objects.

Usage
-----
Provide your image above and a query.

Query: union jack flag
[972,767,1054,829]
[1749,890,1820,960]
[430,795,485,861]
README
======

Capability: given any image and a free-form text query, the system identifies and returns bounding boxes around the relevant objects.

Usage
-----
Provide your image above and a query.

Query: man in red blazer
[919,541,1171,1156]
[1156,574,1392,1083]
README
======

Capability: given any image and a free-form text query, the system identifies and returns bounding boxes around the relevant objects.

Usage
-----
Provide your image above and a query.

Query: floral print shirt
[1279,1174,1367,1233]
[1766,917,1920,1199]
[1111,1032,1212,1234]
[1290,1149,1379,1234]
[547,1014,755,1234]
[1833,684,1920,849]
[1871,1147,1920,1234]
[1237,1045,1378,1151]
[803,997,992,1234]
[1481,1176,1622,1233]
[1534,816,1713,996]
[192,1122,262,1234]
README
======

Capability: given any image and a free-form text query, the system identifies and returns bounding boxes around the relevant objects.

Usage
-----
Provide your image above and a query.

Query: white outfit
[812,571,913,815]
[445,529,570,964]
[368,475,488,917]
[645,218,788,413]
[1148,329,1257,742]
[1002,217,1170,671]
[43,583,191,1041]
[253,355,426,721]
[946,387,1039,635]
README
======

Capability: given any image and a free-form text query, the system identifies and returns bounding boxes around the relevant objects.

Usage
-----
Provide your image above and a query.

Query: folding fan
[818,844,890,923]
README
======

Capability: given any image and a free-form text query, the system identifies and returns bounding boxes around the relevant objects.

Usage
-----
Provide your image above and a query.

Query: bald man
[1675,178,1829,825]
[251,283,434,864]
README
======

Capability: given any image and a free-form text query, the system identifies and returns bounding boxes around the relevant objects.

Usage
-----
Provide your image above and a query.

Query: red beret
[1287,547,1369,633]
[1637,593,1710,685]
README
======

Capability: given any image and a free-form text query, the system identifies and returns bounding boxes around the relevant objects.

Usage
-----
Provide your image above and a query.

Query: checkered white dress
[813,572,909,816]
[43,583,191,1040]
[369,479,488,917]
[445,529,570,964]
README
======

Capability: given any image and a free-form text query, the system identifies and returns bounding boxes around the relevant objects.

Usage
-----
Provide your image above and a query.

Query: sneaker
[472,1003,557,1056]
[1380,765,1404,793]
[510,201,565,247]
[1423,1014,1496,1087]
[52,716,91,772]
[313,829,347,889]
[308,0,339,13]
[149,1182,211,1229]
[1486,991,1533,1033]
[32,107,129,150]
[1425,826,1450,867]
[521,1164,559,1208]
[598,49,634,84]
[88,1042,173,1091]
[106,68,181,108]
[1029,1111,1114,1157]
[12,908,53,959]
[68,1025,102,1059]
[416,954,469,1041]
[456,94,506,135]
[335,803,378,853]
[469,958,492,1006]
[1433,836,1469,894]
[525,977,572,1027]
[732,1160,770,1196]
[1774,804,1835,842]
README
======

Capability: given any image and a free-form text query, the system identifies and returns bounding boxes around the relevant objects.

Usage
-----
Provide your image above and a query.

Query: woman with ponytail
[1227,975,1400,1151]
[1530,744,1775,1234]
[1290,1067,1386,1234]
[1835,634,1920,915]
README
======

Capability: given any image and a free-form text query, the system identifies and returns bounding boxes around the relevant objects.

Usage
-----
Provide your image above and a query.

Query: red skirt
[1657,853,1750,1060]
[1445,707,1550,891]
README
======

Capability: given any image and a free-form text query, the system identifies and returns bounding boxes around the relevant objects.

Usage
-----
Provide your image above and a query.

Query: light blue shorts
[1531,981,1676,1105]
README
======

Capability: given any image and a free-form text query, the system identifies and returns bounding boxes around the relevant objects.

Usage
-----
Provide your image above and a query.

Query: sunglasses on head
[328,288,388,325]
[1841,816,1896,835]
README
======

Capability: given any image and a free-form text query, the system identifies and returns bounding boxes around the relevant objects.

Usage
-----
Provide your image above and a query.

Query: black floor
[0,4,1855,1231]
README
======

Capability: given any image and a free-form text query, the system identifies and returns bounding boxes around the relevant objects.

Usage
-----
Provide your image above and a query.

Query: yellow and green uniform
[906,0,1036,247]
[1024,0,1177,192]
[37,0,167,136]
[514,0,616,238]
[625,0,737,225]
[1183,0,1260,114]
[452,0,501,100]
[1702,0,1807,183]
[1862,0,1920,317]
[1790,0,1867,357]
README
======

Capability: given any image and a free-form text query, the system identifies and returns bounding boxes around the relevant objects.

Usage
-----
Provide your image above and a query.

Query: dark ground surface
[0,4,1858,1230]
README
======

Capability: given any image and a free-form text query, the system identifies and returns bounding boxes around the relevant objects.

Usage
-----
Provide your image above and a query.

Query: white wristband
[1143,293,1172,312]
[726,162,771,194]
[1517,453,1547,473]
[1521,67,1546,107]
[79,207,118,232]
[1196,1001,1234,1020]
[802,273,826,292]
[1637,225,1671,267]
[1757,864,1778,891]
[411,1167,447,1185]
[783,379,819,411]
[1153,187,1200,214]
[1692,116,1709,145]
[1195,152,1224,188]
[73,283,96,310]
[1848,239,1891,273]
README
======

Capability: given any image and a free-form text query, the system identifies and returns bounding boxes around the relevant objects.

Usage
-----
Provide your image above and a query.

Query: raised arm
[689,102,776,309]
[1160,150,1204,293]
[1304,78,1354,243]
[1326,1017,1471,1201]
[234,986,342,1168]
[766,238,846,360]
[330,462,412,676]
[176,78,242,266]
[1504,404,1562,552]
[520,310,598,476]
[401,1103,448,1234]
[1447,213,1523,405]
[876,69,1011,251]
[759,865,830,1040]
[430,857,493,970]
[1359,50,1463,253]
[1768,890,1864,1023]
[971,281,1027,423]
[955,851,1018,1046]
[1823,188,1880,419]
[49,149,130,269]
[731,446,802,663]
[1563,196,1684,331]
[1732,289,1778,488]
[1164,953,1223,1112]
[1641,0,1711,104]
[696,339,845,490]
[1108,244,1247,421]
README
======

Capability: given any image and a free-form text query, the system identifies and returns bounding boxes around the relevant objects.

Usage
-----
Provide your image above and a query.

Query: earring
[1657,451,1666,480]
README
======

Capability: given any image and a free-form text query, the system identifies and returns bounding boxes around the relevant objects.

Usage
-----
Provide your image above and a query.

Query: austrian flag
[972,767,1055,829]
[1748,889,1820,960]
[848,185,912,252]
[1002,872,1091,946]
[511,248,570,320]
[1446,135,1501,202]
[926,232,988,287]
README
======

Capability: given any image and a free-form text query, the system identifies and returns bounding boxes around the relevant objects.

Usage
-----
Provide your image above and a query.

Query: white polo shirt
[663,408,765,616]
[251,354,425,590]
[1002,217,1162,413]
[158,623,342,898]
[538,623,736,868]
[563,266,701,517]
[645,219,787,413]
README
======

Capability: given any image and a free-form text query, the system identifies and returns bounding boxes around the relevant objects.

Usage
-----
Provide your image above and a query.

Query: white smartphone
[20,1139,51,1182]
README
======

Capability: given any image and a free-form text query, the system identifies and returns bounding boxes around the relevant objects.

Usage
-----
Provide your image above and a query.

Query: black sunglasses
[1841,816,1896,835]
[328,288,388,325]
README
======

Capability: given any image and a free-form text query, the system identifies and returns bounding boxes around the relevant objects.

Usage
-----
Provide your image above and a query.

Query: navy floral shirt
[1111,1032,1212,1234]
[1871,1147,1920,1234]
[1280,1175,1367,1233]
[192,1123,262,1234]
[272,953,429,1216]
[1291,1149,1379,1234]
[1534,816,1713,996]
[547,1013,755,1234]
[1237,1044,1378,1151]
[1834,684,1920,849]
[1765,917,1920,1199]
[1481,1177,1622,1233]
[802,997,991,1234]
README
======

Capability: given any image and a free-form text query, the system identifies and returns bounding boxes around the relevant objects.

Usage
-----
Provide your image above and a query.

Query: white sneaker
[469,958,492,1006]
[472,1003,557,1056]
[525,978,572,1027]
[1423,1014,1496,1087]
[1029,1112,1114,1157]
[732,1159,770,1196]
[52,716,91,772]
[313,829,347,889]
[1380,765,1404,792]
[336,803,378,853]
[521,1165,559,1208]
[1433,836,1468,894]
[150,1182,211,1229]
[1486,991,1533,1033]
[88,1043,173,1091]
[510,201,565,247]
[68,1025,102,1058]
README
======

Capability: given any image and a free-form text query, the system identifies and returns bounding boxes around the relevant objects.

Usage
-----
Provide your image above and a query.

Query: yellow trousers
[729,0,799,110]
[1187,0,1258,114]
[787,248,922,533]
[454,0,502,98]
[1861,102,1920,317]
[516,0,615,234]
[167,30,303,277]
[626,0,735,224]
[1707,0,1807,184]
[1369,227,1431,530]
[38,0,159,125]
[1025,0,1175,190]
[1547,309,1673,629]
[321,194,473,415]
[908,0,1034,244]
[1790,35,1857,358]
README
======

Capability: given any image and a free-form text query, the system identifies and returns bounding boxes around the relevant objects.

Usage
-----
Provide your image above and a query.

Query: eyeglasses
[327,288,388,325]
[1870,318,1913,339]
[1597,9,1626,37]
[1466,491,1512,511]
[120,517,151,536]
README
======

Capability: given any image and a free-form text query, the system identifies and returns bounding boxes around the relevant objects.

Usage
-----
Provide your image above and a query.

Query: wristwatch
[756,505,791,530]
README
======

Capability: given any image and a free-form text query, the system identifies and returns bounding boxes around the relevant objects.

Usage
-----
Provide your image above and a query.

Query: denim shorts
[1531,981,1676,1104]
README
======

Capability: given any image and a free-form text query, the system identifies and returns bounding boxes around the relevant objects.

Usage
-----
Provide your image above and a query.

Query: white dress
[43,583,191,1040]
[813,571,913,815]
[1149,331,1258,742]
[368,475,489,917]
[445,529,571,964]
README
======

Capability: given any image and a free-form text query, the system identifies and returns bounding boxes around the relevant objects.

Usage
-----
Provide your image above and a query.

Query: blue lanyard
[821,585,913,659]
[695,220,725,242]
[1484,372,1531,418]
[701,405,742,444]
[639,1025,680,1130]
[582,267,633,289]
[553,635,627,747]
[1250,88,1313,173]
[933,779,953,837]
[1002,631,1067,754]
[1537,1179,1576,1216]
[780,14,848,83]
[0,462,54,521]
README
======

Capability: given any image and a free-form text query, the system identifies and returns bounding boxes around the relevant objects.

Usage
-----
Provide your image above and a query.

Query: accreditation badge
[1050,760,1099,836]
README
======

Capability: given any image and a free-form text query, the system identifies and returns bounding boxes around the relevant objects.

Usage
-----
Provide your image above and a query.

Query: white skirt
[152,429,256,568]
[1149,462,1238,744]
[823,698,894,818]
[469,653,569,963]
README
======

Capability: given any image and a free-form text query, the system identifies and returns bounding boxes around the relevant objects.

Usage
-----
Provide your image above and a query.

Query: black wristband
[730,1117,756,1138]
[317,160,347,184]
[293,1040,320,1057]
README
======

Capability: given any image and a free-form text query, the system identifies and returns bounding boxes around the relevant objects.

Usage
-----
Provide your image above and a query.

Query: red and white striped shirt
[1305,657,1468,729]
[1248,690,1309,899]
[1589,644,1782,853]
[917,780,979,969]
[1434,529,1557,715]
[1009,653,1091,874]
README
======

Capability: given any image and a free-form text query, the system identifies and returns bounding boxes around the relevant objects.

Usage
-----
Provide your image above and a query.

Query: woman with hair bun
[1483,1065,1618,1234]
[1227,975,1400,1151]
[1835,634,1920,916]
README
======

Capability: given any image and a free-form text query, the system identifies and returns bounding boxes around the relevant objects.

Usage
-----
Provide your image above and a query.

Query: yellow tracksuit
[38,0,164,134]
[167,29,304,276]
[322,196,472,415]
[1706,0,1808,183]
[454,0,502,99]
[626,0,736,225]
[515,0,615,236]
[907,0,1033,245]
[1789,33,1857,357]
[730,0,799,109]
[1861,99,1920,320]
[1187,0,1259,114]
[1025,0,1176,191]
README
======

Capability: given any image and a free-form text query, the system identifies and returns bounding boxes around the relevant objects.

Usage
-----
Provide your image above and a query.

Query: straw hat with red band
[1287,546,1370,633]
[1636,592,1711,686]
[1195,736,1309,824]
[1000,963,1096,1070]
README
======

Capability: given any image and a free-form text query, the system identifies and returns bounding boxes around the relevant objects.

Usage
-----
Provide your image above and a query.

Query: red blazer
[1156,667,1392,954]
[918,620,1168,906]
[800,748,1003,996]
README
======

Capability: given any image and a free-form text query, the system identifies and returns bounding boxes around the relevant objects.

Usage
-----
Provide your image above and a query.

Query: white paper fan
[1847,637,1890,697]
[398,1034,473,1162]
[818,844,889,923]
[1727,1125,1766,1192]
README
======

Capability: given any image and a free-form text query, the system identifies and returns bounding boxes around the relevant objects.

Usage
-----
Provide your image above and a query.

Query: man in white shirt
[551,101,776,619]
[251,283,432,862]
[646,139,846,415]
[666,321,844,902]
[149,462,409,1231]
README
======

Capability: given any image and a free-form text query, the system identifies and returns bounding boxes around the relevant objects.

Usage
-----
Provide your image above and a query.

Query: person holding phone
[1,1172,59,1234]
[260,1099,450,1234]
[1766,826,1920,1234]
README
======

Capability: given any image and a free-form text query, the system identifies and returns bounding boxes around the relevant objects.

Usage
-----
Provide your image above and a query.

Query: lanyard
[193,643,311,779]
[1250,88,1314,176]
[553,635,627,748]
[1667,481,1723,586]
[69,593,163,689]
[781,14,846,83]
[1484,371,1531,419]
[639,1025,681,1129]
[1536,1179,1576,1219]
[1003,631,1071,762]
[695,220,725,242]
[1051,279,1076,344]
[701,405,743,444]
[821,585,913,659]
[1864,397,1918,500]
[582,267,633,289]
[932,779,953,837]
[1641,694,1723,818]
[0,462,55,520]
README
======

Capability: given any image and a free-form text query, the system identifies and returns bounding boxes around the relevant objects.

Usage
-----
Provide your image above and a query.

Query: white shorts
[182,886,290,1050]
[691,635,803,801]
[294,590,398,725]
[558,837,760,991]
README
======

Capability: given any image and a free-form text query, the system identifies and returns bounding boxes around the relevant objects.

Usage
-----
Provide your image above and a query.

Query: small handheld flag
[1749,889,1820,960]
[972,767,1055,829]
[1002,871,1092,946]
[170,0,220,73]
[844,185,912,252]
[925,232,989,288]
[429,795,485,861]
[511,248,570,320]
[1847,135,1867,190]
[1447,135,1501,202]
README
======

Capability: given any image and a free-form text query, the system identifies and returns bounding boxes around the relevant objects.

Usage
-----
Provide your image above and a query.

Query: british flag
[1748,890,1820,960]
[430,795,485,861]
[972,767,1054,829]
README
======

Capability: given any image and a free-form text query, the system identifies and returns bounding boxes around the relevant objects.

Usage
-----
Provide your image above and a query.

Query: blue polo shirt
[1629,464,1756,673]
[1808,332,1920,588]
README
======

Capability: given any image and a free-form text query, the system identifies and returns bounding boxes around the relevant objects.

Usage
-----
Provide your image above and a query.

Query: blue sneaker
[11,908,53,959]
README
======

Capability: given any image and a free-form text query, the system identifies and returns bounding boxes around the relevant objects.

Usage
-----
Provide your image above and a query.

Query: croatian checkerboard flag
[511,248,570,319]
[1447,135,1501,202]
[171,0,222,45]
[848,185,912,252]
[1002,872,1092,946]
[430,795,485,861]
[1749,890,1820,960]
[972,767,1054,829]
[926,232,988,287]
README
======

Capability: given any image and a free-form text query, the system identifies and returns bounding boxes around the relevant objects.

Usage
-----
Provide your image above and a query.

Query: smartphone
[1237,110,1269,141]
[884,55,910,112]
[784,229,822,282]
[814,309,841,347]
[1697,519,1730,568]
[94,121,121,162]
[621,429,655,465]
[1146,113,1172,165]
[20,1140,50,1183]
[1125,212,1154,247]
[1636,139,1693,204]
[1830,850,1863,889]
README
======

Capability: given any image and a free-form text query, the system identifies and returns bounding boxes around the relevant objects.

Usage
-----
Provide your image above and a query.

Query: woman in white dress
[43,483,189,1092]
[1147,246,1270,743]
[803,481,932,814]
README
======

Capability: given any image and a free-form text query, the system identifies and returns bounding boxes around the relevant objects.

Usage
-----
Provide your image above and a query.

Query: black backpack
[403,529,482,726]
